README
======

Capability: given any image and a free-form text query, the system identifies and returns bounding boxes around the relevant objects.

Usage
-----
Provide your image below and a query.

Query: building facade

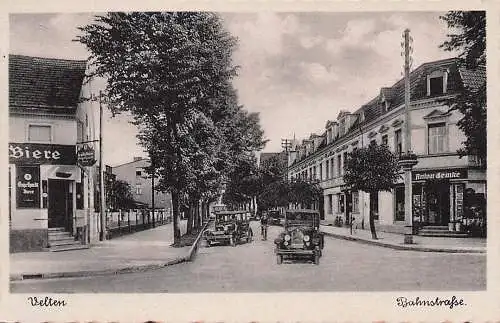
[287,58,486,235]
[8,55,101,252]
[112,157,172,211]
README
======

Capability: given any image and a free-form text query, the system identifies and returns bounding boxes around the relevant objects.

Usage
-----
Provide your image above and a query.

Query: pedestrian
[351,216,357,234]
[260,214,268,240]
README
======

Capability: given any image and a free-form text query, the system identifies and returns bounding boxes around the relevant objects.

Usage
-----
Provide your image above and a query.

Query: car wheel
[277,255,283,265]
[314,253,320,265]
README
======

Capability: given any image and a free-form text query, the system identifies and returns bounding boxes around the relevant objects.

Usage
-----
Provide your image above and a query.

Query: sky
[9,12,457,166]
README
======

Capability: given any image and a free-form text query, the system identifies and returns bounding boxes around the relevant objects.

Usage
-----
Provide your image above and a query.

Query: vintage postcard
[1,0,499,322]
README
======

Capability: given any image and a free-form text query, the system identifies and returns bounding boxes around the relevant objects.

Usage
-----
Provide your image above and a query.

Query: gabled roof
[9,54,87,111]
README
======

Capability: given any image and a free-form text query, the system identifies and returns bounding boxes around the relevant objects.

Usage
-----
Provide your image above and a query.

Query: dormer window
[339,119,345,136]
[427,70,448,96]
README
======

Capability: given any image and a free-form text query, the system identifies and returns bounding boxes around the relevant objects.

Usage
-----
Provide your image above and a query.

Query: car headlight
[284,241,289,246]
[303,235,310,242]
[284,234,291,241]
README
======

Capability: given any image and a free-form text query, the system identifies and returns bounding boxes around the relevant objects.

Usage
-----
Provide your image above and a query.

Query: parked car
[204,210,253,247]
[268,210,282,225]
[274,209,324,265]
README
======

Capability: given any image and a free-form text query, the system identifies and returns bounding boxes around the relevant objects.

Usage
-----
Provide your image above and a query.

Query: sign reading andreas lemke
[9,143,76,165]
[413,169,467,181]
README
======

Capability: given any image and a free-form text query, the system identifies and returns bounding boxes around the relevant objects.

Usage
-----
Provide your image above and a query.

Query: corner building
[287,58,486,235]
[8,55,100,252]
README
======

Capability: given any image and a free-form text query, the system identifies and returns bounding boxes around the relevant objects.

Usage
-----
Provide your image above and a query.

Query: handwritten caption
[396,296,466,309]
[28,296,67,307]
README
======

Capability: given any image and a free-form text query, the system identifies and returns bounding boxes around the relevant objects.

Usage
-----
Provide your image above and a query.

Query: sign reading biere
[77,144,96,167]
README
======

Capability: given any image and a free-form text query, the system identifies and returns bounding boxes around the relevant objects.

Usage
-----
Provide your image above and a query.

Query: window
[352,191,359,213]
[428,123,447,154]
[319,162,323,180]
[382,134,388,146]
[429,76,444,96]
[394,129,402,155]
[135,184,143,195]
[313,166,317,180]
[343,152,348,173]
[136,169,142,177]
[370,192,379,220]
[395,186,405,221]
[28,125,51,142]
[325,160,330,179]
[337,155,342,177]
[370,139,377,146]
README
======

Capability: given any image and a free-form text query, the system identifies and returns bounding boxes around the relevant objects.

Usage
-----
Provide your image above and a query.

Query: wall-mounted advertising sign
[77,143,96,166]
[16,165,40,208]
[9,143,76,165]
[413,169,467,181]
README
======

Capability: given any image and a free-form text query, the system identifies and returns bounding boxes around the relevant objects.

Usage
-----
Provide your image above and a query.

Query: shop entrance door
[426,182,450,225]
[48,179,73,232]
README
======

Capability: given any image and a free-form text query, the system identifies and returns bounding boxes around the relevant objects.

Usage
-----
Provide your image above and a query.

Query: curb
[186,220,211,262]
[322,231,486,254]
[11,221,212,282]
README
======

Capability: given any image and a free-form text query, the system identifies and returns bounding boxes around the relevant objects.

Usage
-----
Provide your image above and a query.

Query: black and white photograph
[3,2,496,321]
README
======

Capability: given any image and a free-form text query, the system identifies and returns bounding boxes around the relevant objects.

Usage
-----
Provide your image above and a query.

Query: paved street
[11,221,485,293]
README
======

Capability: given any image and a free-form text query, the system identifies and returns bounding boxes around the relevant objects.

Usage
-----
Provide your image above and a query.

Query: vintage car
[274,209,324,265]
[204,210,253,247]
[268,210,282,225]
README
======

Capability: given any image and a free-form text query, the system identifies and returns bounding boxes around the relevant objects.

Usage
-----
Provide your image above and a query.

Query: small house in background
[112,157,172,212]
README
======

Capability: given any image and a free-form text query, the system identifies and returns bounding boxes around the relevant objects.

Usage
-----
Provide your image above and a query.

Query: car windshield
[285,212,316,227]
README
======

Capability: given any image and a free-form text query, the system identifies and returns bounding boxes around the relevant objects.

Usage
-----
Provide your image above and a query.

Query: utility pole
[99,91,107,241]
[399,29,418,244]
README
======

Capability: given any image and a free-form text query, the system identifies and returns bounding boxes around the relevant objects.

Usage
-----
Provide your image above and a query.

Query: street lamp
[399,29,418,244]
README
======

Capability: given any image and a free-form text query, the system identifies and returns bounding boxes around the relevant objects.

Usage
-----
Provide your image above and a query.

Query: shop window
[428,123,447,154]
[328,194,333,214]
[337,194,345,213]
[352,191,359,213]
[394,129,402,155]
[135,184,143,195]
[28,124,51,142]
[395,186,405,221]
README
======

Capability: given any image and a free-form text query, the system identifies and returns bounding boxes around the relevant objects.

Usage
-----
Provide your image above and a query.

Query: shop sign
[9,143,76,165]
[77,144,96,166]
[16,165,40,208]
[413,169,467,181]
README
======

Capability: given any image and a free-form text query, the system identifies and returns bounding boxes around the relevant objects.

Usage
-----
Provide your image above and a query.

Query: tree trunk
[187,201,194,234]
[172,190,181,244]
[369,190,378,240]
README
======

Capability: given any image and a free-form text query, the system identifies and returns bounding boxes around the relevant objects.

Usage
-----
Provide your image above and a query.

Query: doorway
[48,179,73,232]
[426,182,450,225]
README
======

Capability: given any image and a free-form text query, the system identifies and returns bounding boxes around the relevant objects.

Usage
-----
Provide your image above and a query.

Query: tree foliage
[343,143,401,239]
[440,11,486,165]
[107,179,135,210]
[78,12,266,242]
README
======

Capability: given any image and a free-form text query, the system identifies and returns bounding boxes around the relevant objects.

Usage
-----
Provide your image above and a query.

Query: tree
[440,11,486,166]
[78,12,254,244]
[343,143,401,239]
[288,178,322,209]
[108,179,135,210]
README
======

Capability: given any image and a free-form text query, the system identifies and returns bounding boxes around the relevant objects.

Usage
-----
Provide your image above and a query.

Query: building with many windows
[287,58,486,235]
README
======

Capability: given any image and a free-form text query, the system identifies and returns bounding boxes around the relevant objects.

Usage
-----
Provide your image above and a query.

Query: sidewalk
[320,223,486,253]
[10,220,194,281]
